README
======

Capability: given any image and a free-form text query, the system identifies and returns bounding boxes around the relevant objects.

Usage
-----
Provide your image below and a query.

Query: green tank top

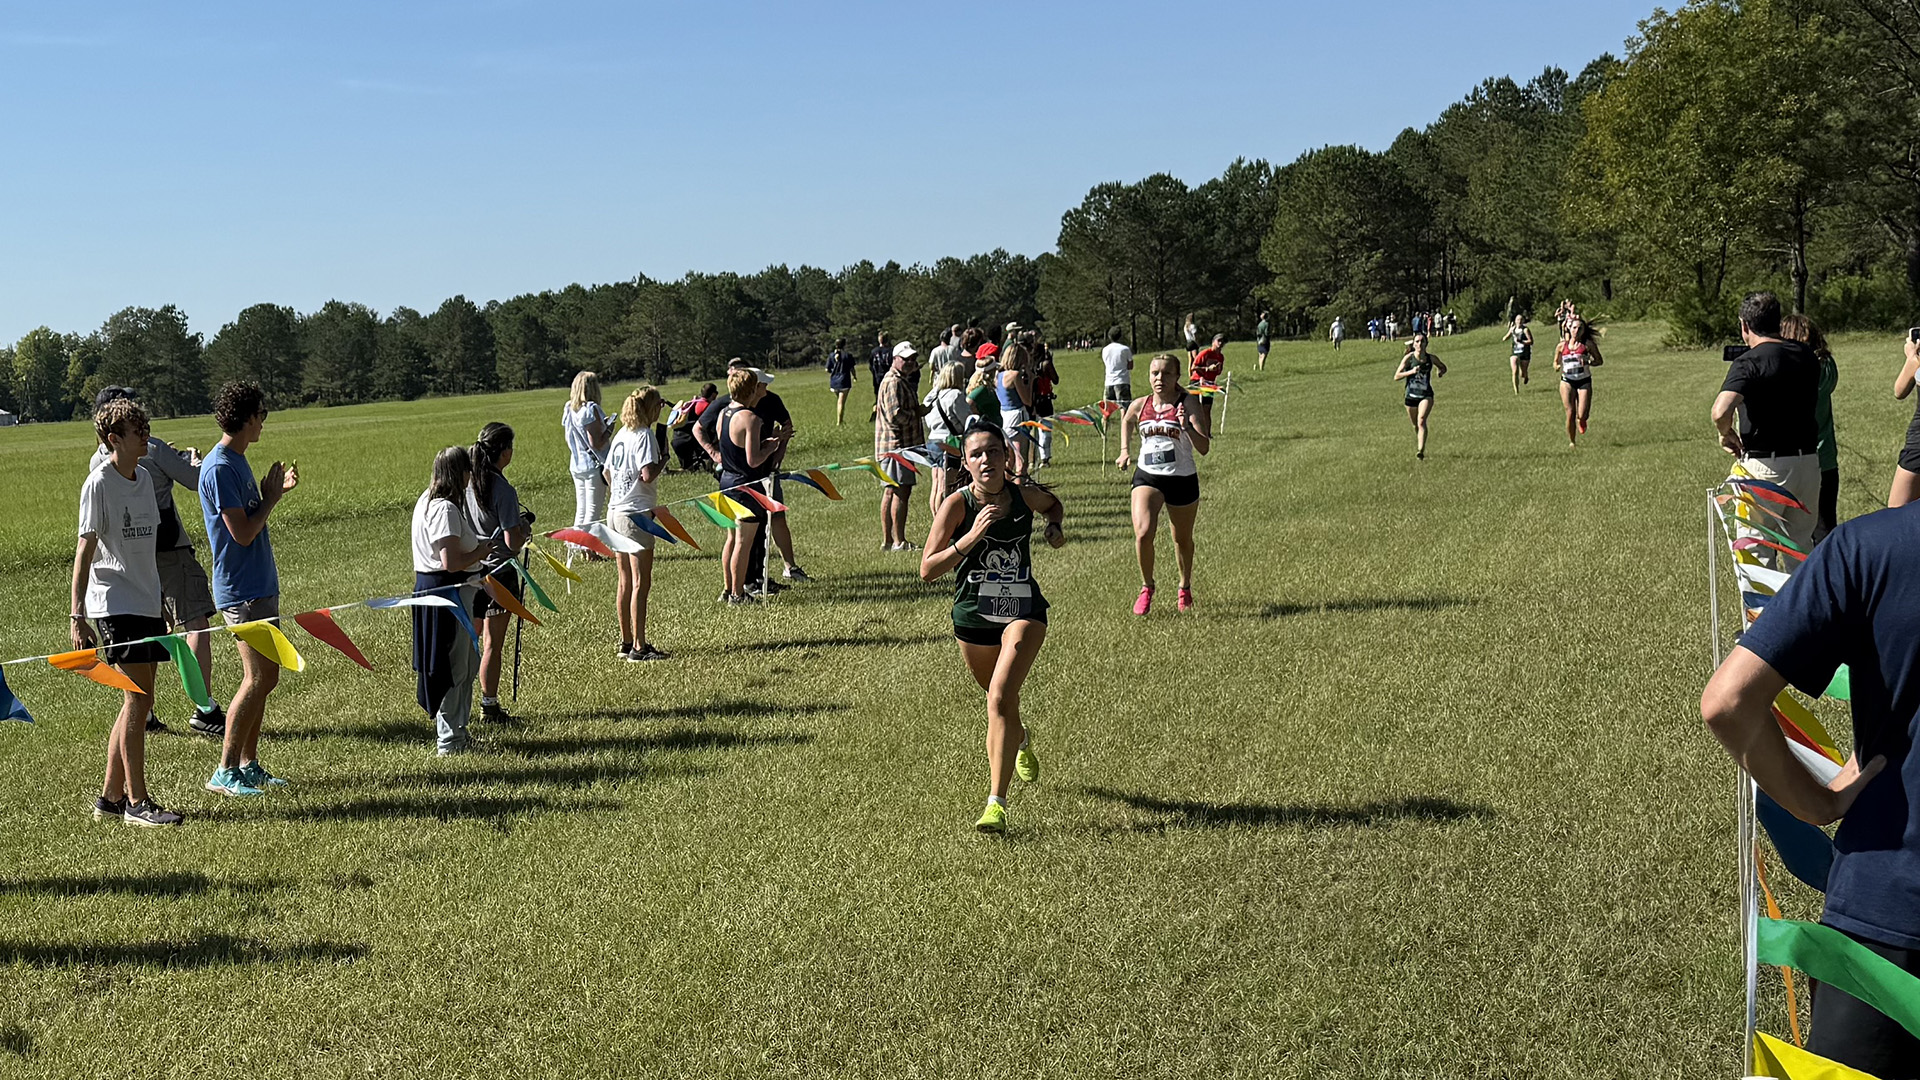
[967,383,1002,432]
[949,486,1048,629]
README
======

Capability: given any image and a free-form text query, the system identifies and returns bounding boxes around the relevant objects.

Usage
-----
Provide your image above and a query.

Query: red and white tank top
[1557,341,1591,382]
[1137,396,1198,477]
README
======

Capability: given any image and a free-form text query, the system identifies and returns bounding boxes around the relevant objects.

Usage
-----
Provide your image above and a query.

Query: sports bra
[1557,342,1591,381]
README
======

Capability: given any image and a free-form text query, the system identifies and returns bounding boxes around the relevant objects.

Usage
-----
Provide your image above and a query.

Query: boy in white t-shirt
[70,398,184,826]
[1101,326,1134,403]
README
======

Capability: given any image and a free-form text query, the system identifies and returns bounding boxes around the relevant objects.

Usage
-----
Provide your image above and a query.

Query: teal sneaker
[238,761,288,788]
[204,767,264,798]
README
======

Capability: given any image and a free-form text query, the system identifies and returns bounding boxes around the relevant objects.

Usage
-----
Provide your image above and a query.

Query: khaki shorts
[219,595,281,626]
[608,512,658,552]
[157,547,217,628]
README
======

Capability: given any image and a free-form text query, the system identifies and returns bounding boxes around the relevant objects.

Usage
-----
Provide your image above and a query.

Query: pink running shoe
[1177,587,1195,612]
[1133,586,1154,616]
[1577,417,1588,435]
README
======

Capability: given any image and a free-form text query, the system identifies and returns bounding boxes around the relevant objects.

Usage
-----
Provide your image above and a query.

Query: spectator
[669,384,716,471]
[1254,311,1271,371]
[1190,333,1227,423]
[1886,336,1920,510]
[1701,515,1915,1077]
[87,385,226,738]
[1102,326,1134,404]
[1779,314,1840,543]
[928,328,956,384]
[826,338,855,425]
[1030,333,1060,468]
[1712,291,1821,554]
[1329,317,1344,350]
[465,422,530,723]
[870,331,892,401]
[562,372,615,558]
[410,446,489,755]
[875,341,925,551]
[922,362,972,519]
[1183,313,1199,361]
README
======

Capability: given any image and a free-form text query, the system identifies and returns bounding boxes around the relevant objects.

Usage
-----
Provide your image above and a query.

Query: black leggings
[1809,927,1920,1077]
[1814,468,1839,545]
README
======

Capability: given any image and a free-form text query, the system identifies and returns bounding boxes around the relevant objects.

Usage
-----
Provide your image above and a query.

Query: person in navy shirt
[1702,505,1920,1075]
[197,381,298,798]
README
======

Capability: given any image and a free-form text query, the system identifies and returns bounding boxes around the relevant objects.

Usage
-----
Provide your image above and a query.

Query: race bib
[977,581,1033,623]
[1143,449,1175,467]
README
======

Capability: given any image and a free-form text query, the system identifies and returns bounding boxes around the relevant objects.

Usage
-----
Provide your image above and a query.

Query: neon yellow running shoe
[975,802,1007,834]
[1015,741,1040,783]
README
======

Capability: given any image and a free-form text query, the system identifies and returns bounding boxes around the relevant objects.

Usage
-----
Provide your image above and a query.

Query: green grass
[0,323,1891,1077]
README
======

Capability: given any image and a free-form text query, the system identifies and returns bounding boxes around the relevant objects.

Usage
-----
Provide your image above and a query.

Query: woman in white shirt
[562,371,615,557]
[605,387,668,661]
[411,446,490,755]
[922,364,972,518]
[70,397,184,826]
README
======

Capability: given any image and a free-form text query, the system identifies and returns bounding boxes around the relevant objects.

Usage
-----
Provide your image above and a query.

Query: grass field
[0,322,1894,1077]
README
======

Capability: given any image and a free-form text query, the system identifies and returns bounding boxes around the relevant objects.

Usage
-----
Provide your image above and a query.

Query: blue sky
[0,1,1653,342]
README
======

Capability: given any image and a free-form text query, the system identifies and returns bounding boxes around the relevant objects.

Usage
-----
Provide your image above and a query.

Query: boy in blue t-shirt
[197,382,298,797]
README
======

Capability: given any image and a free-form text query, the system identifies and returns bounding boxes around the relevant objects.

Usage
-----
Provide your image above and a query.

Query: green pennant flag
[691,499,738,529]
[1729,515,1808,556]
[156,634,212,709]
[1758,918,1920,1041]
[1826,665,1852,701]
[513,556,558,612]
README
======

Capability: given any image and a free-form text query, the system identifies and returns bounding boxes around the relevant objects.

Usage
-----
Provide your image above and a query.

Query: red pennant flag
[546,527,614,559]
[292,609,375,670]
[880,451,921,473]
[47,649,143,694]
[650,505,701,550]
[1096,399,1123,419]
[739,487,789,513]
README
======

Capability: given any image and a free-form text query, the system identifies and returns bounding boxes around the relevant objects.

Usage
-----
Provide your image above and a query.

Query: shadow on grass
[507,727,815,758]
[0,872,283,898]
[1083,787,1493,832]
[381,758,713,790]
[259,793,621,825]
[0,1023,29,1058]
[0,934,366,969]
[1256,595,1473,618]
[539,699,847,725]
[274,717,434,745]
[735,632,945,653]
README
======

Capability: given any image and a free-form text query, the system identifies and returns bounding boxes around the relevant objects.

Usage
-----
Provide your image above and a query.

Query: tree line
[5,0,1917,421]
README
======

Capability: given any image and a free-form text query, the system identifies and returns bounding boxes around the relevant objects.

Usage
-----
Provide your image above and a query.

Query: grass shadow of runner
[254,793,622,826]
[1081,786,1492,833]
[0,873,285,898]
[538,700,847,724]
[0,934,367,969]
[1255,595,1474,618]
[505,727,815,758]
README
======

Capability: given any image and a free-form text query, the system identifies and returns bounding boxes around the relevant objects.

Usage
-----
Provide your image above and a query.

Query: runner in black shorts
[1116,354,1210,615]
[1394,333,1446,460]
[919,422,1065,835]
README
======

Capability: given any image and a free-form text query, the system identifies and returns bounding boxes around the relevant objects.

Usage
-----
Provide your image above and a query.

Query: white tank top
[1137,395,1197,477]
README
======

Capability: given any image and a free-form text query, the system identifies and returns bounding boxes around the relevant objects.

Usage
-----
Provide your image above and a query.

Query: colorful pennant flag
[483,576,544,625]
[48,649,143,694]
[692,498,737,529]
[1096,400,1123,419]
[155,634,213,707]
[584,520,643,555]
[1758,918,1920,1042]
[1056,411,1095,426]
[545,527,615,559]
[1733,516,1809,556]
[1774,693,1845,765]
[1729,476,1811,512]
[1826,665,1851,702]
[1718,491,1793,526]
[0,667,32,723]
[292,609,375,670]
[1733,536,1808,561]
[1737,562,1793,594]
[1755,790,1835,894]
[365,589,479,644]
[896,448,934,468]
[709,492,752,520]
[650,505,701,549]
[802,469,843,501]
[1753,1031,1878,1079]
[851,458,897,487]
[228,621,307,672]
[625,511,677,545]
[532,542,583,584]
[511,556,558,612]
[737,487,788,514]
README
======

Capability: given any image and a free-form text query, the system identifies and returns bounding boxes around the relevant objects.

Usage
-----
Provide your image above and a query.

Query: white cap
[892,341,919,360]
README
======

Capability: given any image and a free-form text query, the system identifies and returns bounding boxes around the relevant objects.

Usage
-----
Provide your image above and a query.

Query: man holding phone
[1711,291,1822,554]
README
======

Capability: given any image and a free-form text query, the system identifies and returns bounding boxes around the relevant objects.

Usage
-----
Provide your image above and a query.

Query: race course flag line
[0,389,1214,723]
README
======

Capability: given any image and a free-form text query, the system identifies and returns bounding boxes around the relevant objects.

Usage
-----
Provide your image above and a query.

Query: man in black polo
[1712,291,1822,554]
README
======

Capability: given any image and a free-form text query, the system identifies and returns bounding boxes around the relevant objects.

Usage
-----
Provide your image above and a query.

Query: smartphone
[1908,327,1920,344]
[1722,344,1748,363]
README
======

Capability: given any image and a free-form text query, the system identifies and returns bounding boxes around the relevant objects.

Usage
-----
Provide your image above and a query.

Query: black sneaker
[144,713,168,734]
[188,704,226,738]
[480,702,512,723]
[782,566,812,582]
[92,796,126,822]
[123,800,184,827]
[635,643,671,661]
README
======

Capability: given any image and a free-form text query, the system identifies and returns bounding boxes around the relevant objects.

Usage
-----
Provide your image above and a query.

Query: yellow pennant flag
[709,492,751,520]
[534,542,583,584]
[227,620,307,672]
[1775,691,1845,765]
[852,457,898,487]
[1754,1032,1881,1079]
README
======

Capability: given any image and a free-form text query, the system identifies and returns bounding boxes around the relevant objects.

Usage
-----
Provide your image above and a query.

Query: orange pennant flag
[48,649,143,694]
[650,505,701,550]
[804,469,844,500]
[483,576,544,626]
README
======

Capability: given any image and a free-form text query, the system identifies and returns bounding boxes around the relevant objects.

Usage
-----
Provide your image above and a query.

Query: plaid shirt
[875,367,924,454]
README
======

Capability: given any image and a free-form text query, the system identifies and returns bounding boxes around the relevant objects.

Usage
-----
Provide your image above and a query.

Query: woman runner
[919,423,1066,835]
[1394,334,1446,459]
[1503,314,1533,392]
[1116,355,1210,615]
[1556,315,1603,447]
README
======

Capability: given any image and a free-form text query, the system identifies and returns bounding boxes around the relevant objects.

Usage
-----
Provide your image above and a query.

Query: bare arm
[1433,358,1449,377]
[1186,402,1213,456]
[919,491,978,581]
[69,535,98,649]
[1393,356,1416,380]
[437,533,489,573]
[1711,391,1745,457]
[1114,398,1144,467]
[1896,340,1920,400]
[217,462,290,548]
[1585,343,1603,366]
[1702,646,1885,825]
[742,414,783,469]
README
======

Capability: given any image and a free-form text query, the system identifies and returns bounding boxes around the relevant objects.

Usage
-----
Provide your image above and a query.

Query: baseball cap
[94,385,135,410]
[1003,322,1022,336]
[892,341,919,360]
[727,358,775,383]
[975,343,999,361]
